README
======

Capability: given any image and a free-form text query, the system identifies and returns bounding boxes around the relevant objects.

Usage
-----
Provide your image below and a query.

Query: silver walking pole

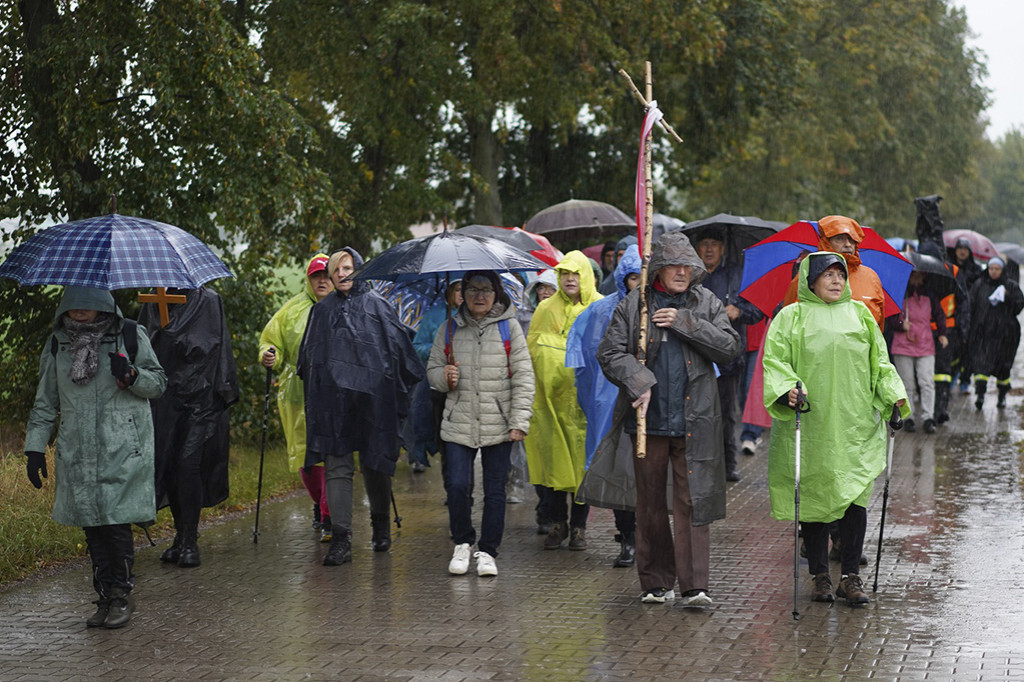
[872,405,902,592]
[793,381,807,620]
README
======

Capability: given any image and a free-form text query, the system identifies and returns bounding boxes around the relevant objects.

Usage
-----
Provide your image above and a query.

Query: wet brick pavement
[3,366,1024,680]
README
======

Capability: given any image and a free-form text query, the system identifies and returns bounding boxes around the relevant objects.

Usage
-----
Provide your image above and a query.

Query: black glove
[109,352,134,384]
[26,451,47,489]
[888,404,904,431]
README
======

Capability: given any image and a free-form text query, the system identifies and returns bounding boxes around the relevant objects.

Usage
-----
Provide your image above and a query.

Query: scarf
[63,313,114,385]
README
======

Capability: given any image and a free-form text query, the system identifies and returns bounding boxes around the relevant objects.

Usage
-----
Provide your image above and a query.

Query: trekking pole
[873,404,901,591]
[253,359,273,544]
[391,491,403,528]
[792,381,804,620]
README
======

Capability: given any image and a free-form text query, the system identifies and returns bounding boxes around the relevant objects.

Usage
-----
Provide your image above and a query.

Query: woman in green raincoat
[25,286,166,629]
[525,250,603,550]
[259,254,333,537]
[763,252,908,606]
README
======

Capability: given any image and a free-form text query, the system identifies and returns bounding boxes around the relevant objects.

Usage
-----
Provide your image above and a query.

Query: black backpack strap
[50,333,57,357]
[121,319,139,362]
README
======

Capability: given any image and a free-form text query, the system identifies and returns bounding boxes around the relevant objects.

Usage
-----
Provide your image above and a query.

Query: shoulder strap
[499,318,511,378]
[122,319,138,362]
[50,333,57,357]
[443,317,457,363]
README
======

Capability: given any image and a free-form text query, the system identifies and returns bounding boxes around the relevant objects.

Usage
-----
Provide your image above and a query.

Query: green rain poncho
[762,253,910,523]
[525,250,603,492]
[258,254,328,472]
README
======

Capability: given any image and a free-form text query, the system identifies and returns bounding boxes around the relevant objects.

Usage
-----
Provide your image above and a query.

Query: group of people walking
[21,213,1023,629]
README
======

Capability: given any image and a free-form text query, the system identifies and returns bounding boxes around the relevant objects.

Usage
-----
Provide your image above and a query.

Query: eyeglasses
[464,287,495,297]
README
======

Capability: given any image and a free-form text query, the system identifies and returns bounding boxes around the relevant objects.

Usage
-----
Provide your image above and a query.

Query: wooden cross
[138,287,187,327]
[620,61,682,458]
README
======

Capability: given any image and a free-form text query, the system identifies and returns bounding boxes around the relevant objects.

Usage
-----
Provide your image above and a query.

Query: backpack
[444,317,512,378]
[51,318,139,360]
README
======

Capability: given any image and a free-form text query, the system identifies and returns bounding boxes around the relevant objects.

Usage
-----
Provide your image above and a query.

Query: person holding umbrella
[596,232,740,605]
[949,238,983,395]
[967,257,1024,410]
[24,287,167,628]
[763,253,908,606]
[526,250,603,550]
[259,254,334,539]
[298,247,425,565]
[427,271,534,577]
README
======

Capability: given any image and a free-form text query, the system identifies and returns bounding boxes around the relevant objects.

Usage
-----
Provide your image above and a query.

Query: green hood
[54,287,123,329]
[797,252,852,305]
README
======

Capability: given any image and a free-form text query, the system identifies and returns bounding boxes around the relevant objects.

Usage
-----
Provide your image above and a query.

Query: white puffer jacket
[427,301,534,448]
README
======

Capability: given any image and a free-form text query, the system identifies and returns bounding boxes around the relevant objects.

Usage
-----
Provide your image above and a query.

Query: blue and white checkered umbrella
[0,213,232,289]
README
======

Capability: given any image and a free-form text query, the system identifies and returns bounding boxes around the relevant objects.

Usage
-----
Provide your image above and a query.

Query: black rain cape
[139,287,239,510]
[297,247,426,475]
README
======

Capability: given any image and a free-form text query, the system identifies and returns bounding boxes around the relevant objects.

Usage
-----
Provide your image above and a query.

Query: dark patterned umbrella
[524,199,634,243]
[0,213,232,289]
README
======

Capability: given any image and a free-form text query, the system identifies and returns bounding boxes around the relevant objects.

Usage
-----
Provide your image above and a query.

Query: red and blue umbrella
[739,220,912,317]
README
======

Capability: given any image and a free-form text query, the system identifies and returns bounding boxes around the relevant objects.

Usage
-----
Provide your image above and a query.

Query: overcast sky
[956,0,1023,140]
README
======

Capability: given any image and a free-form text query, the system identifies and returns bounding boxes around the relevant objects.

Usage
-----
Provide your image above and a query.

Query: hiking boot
[904,418,916,433]
[612,533,635,568]
[543,521,568,549]
[448,543,471,575]
[923,419,936,434]
[997,386,1009,409]
[975,397,985,410]
[102,589,134,629]
[679,590,713,607]
[640,587,675,604]
[741,439,757,456]
[836,573,870,605]
[568,526,587,551]
[412,461,426,473]
[811,573,834,602]
[474,551,498,577]
[726,469,741,482]
[159,531,182,564]
[322,528,352,566]
[312,504,322,531]
[370,513,391,552]
[320,516,333,543]
[177,524,200,568]
[86,597,110,628]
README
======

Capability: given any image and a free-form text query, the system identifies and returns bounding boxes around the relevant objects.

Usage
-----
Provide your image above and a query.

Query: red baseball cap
[306,256,329,276]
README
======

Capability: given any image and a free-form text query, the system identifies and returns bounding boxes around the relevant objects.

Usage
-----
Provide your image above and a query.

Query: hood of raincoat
[800,252,852,304]
[817,215,864,270]
[613,244,642,298]
[525,269,558,311]
[648,232,708,288]
[616,235,638,253]
[331,246,369,296]
[55,286,119,326]
[303,252,331,303]
[554,250,601,306]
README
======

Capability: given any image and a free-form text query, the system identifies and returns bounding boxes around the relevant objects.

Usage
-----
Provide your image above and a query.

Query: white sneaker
[680,590,713,607]
[448,543,471,575]
[640,588,675,603]
[741,439,757,456]
[474,551,498,577]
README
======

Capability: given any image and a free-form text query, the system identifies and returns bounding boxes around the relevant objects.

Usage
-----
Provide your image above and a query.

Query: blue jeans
[445,441,512,557]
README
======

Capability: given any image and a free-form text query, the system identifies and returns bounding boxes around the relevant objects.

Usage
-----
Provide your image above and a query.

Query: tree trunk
[468,108,502,226]
[19,0,105,219]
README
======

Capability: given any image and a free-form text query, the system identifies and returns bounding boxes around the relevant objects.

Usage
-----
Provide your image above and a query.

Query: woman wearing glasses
[427,271,535,577]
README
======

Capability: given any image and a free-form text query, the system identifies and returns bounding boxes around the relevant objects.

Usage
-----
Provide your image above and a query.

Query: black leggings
[802,504,866,576]
[83,524,135,597]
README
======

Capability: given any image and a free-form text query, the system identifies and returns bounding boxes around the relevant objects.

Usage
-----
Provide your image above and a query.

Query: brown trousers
[631,435,710,593]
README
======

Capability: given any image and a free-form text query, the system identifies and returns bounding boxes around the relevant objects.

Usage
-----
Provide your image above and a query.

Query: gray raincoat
[25,287,167,527]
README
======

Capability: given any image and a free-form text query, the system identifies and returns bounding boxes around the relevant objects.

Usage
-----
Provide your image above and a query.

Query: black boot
[159,528,182,564]
[612,533,635,568]
[323,526,352,565]
[998,384,1010,408]
[102,587,134,629]
[86,595,110,628]
[975,380,987,410]
[934,383,950,424]
[370,513,391,552]
[312,504,322,531]
[177,524,200,568]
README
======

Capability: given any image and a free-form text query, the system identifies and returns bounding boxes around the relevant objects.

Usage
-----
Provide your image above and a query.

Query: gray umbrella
[524,199,634,244]
[679,213,786,264]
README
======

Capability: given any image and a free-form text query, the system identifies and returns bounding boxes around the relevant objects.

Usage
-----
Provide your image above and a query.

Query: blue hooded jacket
[565,244,641,465]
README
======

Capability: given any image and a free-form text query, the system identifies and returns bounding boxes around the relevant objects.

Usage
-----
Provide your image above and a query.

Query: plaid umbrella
[0,213,232,289]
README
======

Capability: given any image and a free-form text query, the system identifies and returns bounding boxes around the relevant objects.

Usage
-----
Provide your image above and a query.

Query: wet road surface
[2,367,1023,680]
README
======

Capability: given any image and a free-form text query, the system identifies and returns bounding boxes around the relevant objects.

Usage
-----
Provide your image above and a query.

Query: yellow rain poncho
[258,254,328,472]
[525,250,603,492]
[762,253,909,522]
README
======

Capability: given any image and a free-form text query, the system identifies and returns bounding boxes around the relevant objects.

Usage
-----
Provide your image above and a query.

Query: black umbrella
[678,213,786,264]
[523,199,634,244]
[904,251,959,298]
[353,230,547,283]
[454,224,540,253]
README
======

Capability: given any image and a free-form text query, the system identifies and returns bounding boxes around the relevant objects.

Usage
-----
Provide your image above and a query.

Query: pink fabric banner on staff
[634,103,664,254]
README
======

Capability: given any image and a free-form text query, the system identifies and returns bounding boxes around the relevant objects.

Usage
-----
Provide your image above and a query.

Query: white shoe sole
[680,591,713,607]
[640,589,675,603]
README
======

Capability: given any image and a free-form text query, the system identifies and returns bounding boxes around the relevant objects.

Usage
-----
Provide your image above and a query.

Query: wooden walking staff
[620,62,682,458]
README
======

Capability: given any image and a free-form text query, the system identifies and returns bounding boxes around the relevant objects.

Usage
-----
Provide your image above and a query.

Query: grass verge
[0,439,300,587]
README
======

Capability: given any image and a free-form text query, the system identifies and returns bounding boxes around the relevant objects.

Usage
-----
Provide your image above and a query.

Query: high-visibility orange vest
[932,263,959,330]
